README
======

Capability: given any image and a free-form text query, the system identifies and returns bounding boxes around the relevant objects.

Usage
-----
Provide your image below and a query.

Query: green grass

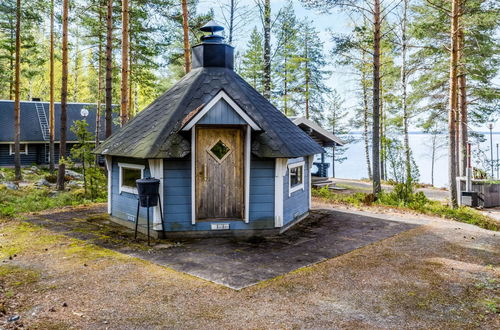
[313,187,499,231]
[0,185,105,218]
[0,168,106,218]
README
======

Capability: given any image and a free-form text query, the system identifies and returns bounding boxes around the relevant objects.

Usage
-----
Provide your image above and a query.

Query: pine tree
[297,19,330,122]
[239,27,264,93]
[273,2,302,116]
[14,0,22,181]
[57,0,70,190]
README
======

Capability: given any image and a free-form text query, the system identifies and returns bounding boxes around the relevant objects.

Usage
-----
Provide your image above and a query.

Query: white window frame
[118,162,145,194]
[9,143,28,155]
[288,161,305,196]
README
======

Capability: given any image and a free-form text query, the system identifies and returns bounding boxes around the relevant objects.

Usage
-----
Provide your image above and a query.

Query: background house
[0,100,109,166]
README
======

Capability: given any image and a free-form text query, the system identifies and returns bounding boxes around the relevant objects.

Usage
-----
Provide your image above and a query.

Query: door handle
[203,164,207,181]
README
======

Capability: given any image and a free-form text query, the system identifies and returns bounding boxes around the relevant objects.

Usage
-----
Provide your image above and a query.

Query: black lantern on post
[135,177,164,245]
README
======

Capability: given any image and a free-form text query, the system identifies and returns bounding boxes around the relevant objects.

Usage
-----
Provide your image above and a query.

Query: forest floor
[1,201,499,329]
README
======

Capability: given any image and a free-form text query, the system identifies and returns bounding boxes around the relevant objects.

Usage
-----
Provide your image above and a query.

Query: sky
[197,0,500,134]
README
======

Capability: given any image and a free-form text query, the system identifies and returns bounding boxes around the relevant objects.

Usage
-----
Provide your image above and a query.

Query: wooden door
[196,127,244,220]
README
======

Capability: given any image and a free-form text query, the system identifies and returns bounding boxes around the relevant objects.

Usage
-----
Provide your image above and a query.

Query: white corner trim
[181,90,261,131]
[105,155,112,214]
[148,159,164,230]
[288,161,305,196]
[308,156,313,210]
[117,162,145,194]
[274,158,287,228]
[9,143,28,155]
[191,128,196,225]
[244,126,251,223]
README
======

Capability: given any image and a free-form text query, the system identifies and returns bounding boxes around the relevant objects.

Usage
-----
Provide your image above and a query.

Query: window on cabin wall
[9,144,28,155]
[118,163,144,194]
[289,162,305,195]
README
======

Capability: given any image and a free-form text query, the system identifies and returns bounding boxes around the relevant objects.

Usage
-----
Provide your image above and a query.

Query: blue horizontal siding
[0,143,73,166]
[283,157,309,225]
[110,157,152,224]
[159,156,275,232]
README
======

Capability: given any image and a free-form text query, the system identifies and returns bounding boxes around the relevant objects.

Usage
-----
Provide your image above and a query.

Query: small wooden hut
[95,22,324,237]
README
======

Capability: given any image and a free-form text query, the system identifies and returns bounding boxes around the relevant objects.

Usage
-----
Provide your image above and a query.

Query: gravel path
[1,202,498,329]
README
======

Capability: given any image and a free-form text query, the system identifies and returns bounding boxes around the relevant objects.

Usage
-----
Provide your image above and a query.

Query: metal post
[146,195,150,246]
[134,198,140,240]
[466,142,472,192]
[496,143,499,179]
[489,123,494,178]
[158,193,165,233]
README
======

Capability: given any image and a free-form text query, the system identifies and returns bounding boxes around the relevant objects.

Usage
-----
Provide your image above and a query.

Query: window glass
[122,167,141,188]
[290,166,303,187]
[19,144,26,153]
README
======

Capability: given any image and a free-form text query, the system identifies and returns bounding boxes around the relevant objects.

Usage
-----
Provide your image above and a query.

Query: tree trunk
[284,56,288,115]
[105,0,113,138]
[14,0,22,181]
[73,28,79,102]
[458,28,468,177]
[361,51,372,180]
[371,0,381,194]
[9,20,14,101]
[304,29,310,119]
[380,94,385,181]
[448,0,459,207]
[181,0,191,74]
[401,0,411,184]
[120,0,129,125]
[228,0,234,44]
[57,0,70,191]
[431,134,436,186]
[263,0,271,99]
[95,0,104,160]
[49,0,55,172]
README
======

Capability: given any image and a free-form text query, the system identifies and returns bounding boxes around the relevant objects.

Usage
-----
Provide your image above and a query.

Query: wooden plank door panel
[196,127,244,220]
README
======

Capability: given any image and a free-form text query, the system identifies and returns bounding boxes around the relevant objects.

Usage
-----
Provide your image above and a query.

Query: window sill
[120,187,138,195]
[289,184,304,196]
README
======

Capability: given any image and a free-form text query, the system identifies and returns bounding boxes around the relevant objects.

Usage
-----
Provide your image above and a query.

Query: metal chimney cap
[200,20,224,34]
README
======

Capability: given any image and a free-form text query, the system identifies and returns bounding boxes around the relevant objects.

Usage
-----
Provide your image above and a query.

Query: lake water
[322,132,500,188]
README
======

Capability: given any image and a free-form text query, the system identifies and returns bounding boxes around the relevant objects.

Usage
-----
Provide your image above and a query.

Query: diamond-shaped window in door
[208,140,232,163]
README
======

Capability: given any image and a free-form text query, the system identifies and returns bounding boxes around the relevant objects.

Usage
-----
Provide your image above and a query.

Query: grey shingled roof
[0,100,112,142]
[94,67,325,159]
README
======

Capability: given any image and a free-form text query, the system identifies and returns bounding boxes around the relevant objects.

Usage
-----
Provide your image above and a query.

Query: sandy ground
[331,178,449,201]
[1,201,499,329]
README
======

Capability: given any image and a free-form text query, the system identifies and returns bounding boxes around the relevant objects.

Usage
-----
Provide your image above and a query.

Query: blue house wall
[110,155,275,232]
[110,157,153,224]
[0,143,74,167]
[197,99,246,125]
[162,156,275,232]
[283,157,310,225]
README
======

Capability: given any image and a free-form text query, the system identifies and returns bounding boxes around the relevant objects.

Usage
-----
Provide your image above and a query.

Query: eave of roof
[94,67,325,159]
[292,117,345,146]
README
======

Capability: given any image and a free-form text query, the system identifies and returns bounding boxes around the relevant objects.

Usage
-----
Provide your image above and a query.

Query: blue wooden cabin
[95,22,325,237]
[0,100,108,166]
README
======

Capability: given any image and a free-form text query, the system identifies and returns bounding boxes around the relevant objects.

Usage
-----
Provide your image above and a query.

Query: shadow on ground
[27,206,418,289]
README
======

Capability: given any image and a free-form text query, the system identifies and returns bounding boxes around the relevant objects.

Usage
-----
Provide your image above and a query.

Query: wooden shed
[95,22,324,237]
